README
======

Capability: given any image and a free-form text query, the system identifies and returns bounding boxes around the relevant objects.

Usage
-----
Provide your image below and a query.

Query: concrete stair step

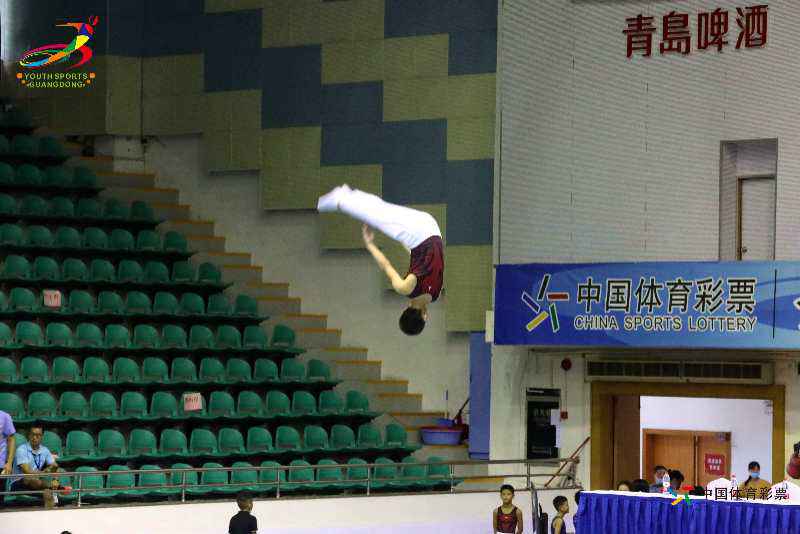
[332,360,381,381]
[257,297,302,316]
[66,155,115,173]
[295,327,341,349]
[185,234,226,253]
[152,203,191,220]
[234,282,290,299]
[307,346,368,363]
[374,392,422,412]
[159,219,215,237]
[416,444,470,462]
[192,252,252,268]
[95,171,156,189]
[266,313,327,331]
[220,264,262,284]
[100,186,180,205]
[346,379,409,395]
[389,411,446,428]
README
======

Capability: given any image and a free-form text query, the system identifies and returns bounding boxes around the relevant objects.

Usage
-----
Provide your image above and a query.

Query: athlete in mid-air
[317,185,444,336]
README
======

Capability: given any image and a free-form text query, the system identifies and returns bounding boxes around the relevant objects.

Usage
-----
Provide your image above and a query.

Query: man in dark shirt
[229,492,258,534]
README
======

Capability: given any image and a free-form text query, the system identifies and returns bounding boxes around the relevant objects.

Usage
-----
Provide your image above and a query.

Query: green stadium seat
[71,166,96,188]
[396,457,426,489]
[136,230,161,251]
[292,391,317,416]
[113,357,140,384]
[0,357,16,383]
[133,324,160,349]
[93,293,122,320]
[197,262,221,284]
[0,392,25,421]
[226,358,252,383]
[170,357,197,383]
[104,198,128,220]
[54,226,81,249]
[130,201,154,221]
[384,424,409,449]
[162,324,188,349]
[15,164,42,185]
[357,423,382,449]
[259,460,286,490]
[163,231,187,253]
[150,391,180,419]
[12,136,36,157]
[83,356,110,383]
[330,425,356,450]
[77,198,102,218]
[188,325,213,349]
[82,227,108,250]
[303,425,328,452]
[0,136,8,156]
[75,322,104,347]
[216,325,241,349]
[39,136,66,159]
[189,428,220,456]
[45,167,71,188]
[207,391,236,417]
[97,430,129,459]
[373,457,398,485]
[26,391,56,421]
[20,356,48,383]
[0,162,12,183]
[218,427,246,455]
[152,291,178,315]
[19,195,46,215]
[137,464,179,498]
[206,293,230,316]
[171,261,195,283]
[306,359,331,381]
[88,259,115,283]
[50,196,74,217]
[180,291,205,316]
[246,427,273,453]
[189,462,229,496]
[104,465,137,499]
[52,356,80,383]
[16,321,43,346]
[90,391,119,419]
[62,258,88,281]
[27,225,53,247]
[275,426,301,451]
[45,322,72,347]
[43,430,63,458]
[0,223,22,245]
[66,290,94,314]
[120,391,149,419]
[105,324,131,348]
[109,228,134,251]
[10,287,38,312]
[54,468,77,505]
[32,256,60,281]
[3,254,30,279]
[128,428,158,457]
[230,461,259,493]
[233,294,258,317]
[346,390,371,413]
[270,324,303,354]
[281,359,305,382]
[199,358,227,384]
[117,260,143,283]
[254,358,278,382]
[287,460,314,490]
[236,391,263,418]
[144,261,169,283]
[266,391,291,417]
[169,463,198,495]
[73,466,106,500]
[0,290,7,312]
[425,456,450,479]
[142,357,168,383]
[0,322,15,347]
[0,193,15,215]
[243,326,268,350]
[64,430,96,460]
[315,459,344,490]
[125,291,151,314]
[159,429,190,457]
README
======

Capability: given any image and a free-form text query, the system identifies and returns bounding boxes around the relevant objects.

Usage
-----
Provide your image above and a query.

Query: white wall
[640,396,773,483]
[1,491,534,534]
[119,135,469,413]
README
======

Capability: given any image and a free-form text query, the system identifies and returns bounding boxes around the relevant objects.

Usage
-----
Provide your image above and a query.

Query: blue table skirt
[575,491,800,534]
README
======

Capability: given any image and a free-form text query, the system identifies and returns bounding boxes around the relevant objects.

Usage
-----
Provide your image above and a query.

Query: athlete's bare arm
[515,508,523,534]
[362,225,416,296]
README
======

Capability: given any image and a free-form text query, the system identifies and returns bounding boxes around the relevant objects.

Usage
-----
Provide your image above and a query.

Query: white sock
[317,186,345,213]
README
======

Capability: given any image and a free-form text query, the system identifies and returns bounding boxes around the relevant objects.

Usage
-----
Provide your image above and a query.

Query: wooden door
[613,396,641,485]
[697,433,732,488]
[643,430,695,486]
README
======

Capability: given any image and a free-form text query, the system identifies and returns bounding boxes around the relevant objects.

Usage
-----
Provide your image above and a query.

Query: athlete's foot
[317,186,345,212]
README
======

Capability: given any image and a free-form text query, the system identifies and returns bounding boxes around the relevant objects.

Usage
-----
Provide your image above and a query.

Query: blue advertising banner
[494,262,800,348]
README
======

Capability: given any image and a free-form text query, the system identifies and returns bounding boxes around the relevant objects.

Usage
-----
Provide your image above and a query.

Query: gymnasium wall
[497,0,800,264]
[0,0,499,332]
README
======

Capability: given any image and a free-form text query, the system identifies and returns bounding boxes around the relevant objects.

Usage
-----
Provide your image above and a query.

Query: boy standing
[229,492,258,534]
[551,495,569,534]
[493,484,523,534]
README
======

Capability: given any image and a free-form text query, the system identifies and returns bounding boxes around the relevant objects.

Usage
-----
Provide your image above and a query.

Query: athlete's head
[500,484,515,504]
[236,491,253,512]
[553,495,569,514]
[400,306,426,335]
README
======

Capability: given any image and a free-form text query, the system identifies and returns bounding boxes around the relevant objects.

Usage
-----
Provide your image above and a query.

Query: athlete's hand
[362,224,375,245]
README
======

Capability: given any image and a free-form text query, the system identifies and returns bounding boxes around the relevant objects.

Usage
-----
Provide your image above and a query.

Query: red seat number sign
[705,453,725,476]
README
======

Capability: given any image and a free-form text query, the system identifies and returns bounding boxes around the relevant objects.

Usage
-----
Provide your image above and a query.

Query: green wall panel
[444,245,492,331]
[319,165,383,249]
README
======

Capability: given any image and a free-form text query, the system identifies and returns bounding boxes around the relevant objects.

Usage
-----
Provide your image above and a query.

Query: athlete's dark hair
[553,495,568,509]
[399,307,425,336]
[669,470,685,485]
[574,490,582,504]
[500,484,515,494]
[631,479,650,492]
[236,491,253,509]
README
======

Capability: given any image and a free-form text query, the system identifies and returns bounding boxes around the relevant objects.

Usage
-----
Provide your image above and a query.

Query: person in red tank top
[494,484,523,534]
[317,184,444,336]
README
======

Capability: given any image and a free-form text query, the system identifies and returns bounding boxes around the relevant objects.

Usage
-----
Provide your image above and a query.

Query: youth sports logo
[19,16,99,70]
[521,274,570,333]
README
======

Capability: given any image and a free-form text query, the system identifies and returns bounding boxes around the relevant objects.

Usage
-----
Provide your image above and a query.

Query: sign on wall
[624,5,768,58]
[705,453,726,476]
[494,262,800,348]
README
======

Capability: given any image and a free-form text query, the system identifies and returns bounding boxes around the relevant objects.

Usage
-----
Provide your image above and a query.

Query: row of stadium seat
[0,163,95,189]
[0,195,157,223]
[0,388,368,424]
[0,322,300,352]
[5,456,451,505]
[0,224,188,254]
[0,356,330,386]
[1,256,223,286]
[0,288,261,320]
[0,135,68,160]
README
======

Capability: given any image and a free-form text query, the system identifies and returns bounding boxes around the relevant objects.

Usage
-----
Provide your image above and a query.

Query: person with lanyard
[8,426,60,508]
[739,460,771,498]
[493,484,523,534]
